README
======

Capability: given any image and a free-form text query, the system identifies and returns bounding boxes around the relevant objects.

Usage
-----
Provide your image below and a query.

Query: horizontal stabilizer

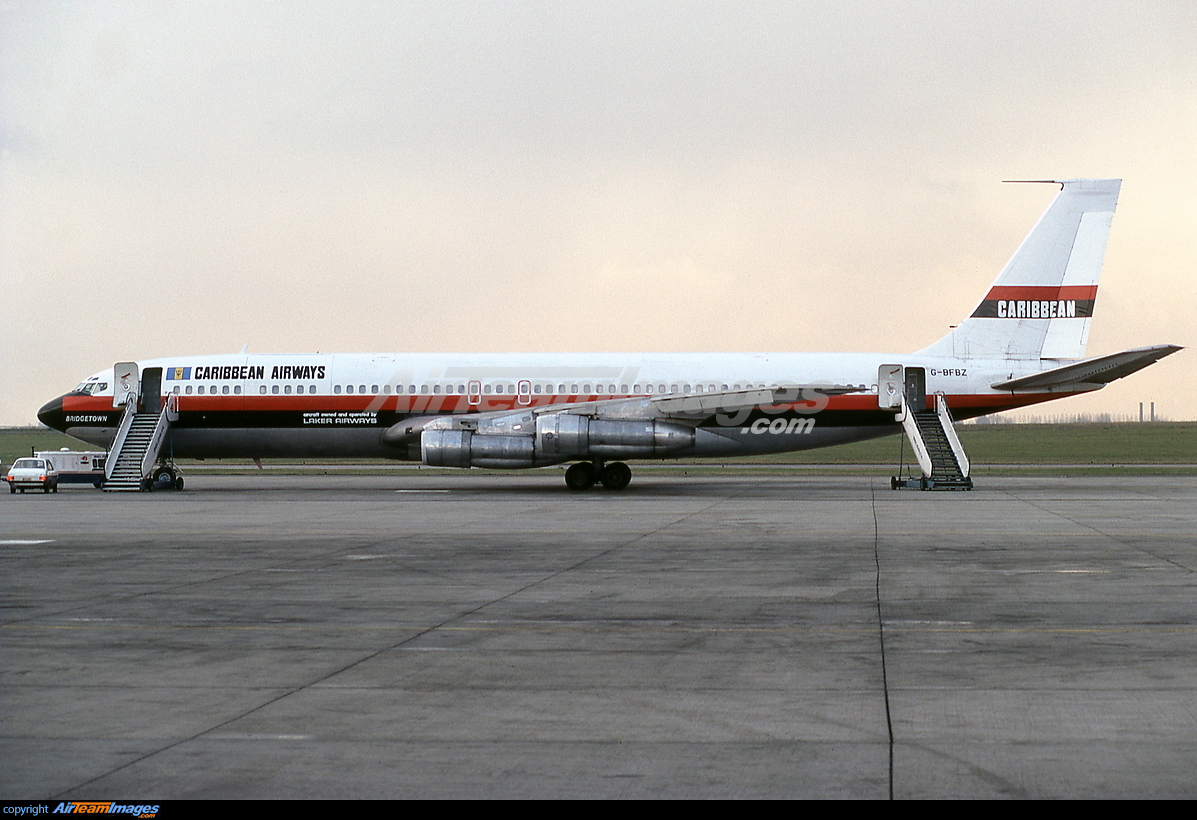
[990,345,1182,391]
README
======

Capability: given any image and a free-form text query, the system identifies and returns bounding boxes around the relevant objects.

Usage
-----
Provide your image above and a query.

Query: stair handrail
[140,394,176,479]
[899,393,933,477]
[935,392,970,478]
[105,402,139,481]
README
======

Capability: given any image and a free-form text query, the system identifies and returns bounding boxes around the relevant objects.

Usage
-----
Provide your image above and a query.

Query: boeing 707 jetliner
[37,179,1181,490]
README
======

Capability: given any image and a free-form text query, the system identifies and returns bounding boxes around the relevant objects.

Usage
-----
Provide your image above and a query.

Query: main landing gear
[564,461,632,492]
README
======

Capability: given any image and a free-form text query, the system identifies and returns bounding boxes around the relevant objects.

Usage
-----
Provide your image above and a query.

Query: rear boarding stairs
[891,391,973,491]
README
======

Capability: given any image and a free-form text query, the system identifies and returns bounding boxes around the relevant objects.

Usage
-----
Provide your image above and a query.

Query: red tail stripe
[983,285,1098,301]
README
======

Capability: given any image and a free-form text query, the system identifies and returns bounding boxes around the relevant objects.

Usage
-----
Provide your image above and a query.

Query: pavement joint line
[9,622,1197,634]
[1001,491,1197,574]
[870,479,895,800]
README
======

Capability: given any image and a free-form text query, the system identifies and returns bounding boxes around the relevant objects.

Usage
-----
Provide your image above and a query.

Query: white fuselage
[43,350,1067,463]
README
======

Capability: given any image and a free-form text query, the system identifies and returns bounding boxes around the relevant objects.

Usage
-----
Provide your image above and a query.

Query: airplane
[36,178,1181,491]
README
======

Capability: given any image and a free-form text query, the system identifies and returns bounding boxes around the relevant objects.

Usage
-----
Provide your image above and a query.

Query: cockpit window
[72,381,109,395]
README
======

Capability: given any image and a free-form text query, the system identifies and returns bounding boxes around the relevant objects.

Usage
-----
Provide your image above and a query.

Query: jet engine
[535,414,694,458]
[417,414,695,469]
[420,429,543,469]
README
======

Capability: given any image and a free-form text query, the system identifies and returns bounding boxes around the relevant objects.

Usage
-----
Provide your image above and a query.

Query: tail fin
[919,178,1121,361]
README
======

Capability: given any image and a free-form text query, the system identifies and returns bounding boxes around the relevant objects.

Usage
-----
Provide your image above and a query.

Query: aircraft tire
[564,462,596,491]
[153,466,178,490]
[600,462,632,491]
[175,476,185,491]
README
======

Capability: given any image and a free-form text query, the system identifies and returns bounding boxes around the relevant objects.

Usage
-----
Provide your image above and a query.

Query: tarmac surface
[2,472,1195,799]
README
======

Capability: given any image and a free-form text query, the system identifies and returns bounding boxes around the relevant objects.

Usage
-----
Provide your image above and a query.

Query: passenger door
[140,367,163,413]
[878,364,903,409]
[113,362,139,409]
[903,366,927,412]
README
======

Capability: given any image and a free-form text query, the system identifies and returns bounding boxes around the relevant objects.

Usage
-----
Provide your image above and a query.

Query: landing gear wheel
[174,476,185,491]
[153,466,178,490]
[565,462,596,491]
[600,462,632,491]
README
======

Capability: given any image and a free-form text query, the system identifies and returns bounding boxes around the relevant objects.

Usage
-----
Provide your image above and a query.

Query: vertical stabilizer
[919,179,1120,361]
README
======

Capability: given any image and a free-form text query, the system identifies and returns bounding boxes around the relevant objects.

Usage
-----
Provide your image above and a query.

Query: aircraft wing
[990,344,1182,391]
[536,384,865,421]
[381,384,865,445]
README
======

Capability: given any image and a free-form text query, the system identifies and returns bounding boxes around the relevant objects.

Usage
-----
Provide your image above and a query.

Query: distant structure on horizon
[970,408,1171,424]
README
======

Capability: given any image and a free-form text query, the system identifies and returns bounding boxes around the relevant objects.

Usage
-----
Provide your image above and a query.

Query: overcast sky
[2,1,1193,425]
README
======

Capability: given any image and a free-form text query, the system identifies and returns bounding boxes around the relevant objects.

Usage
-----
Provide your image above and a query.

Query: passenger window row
[169,382,775,397]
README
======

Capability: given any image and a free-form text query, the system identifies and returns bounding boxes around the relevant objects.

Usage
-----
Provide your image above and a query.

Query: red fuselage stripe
[984,285,1098,301]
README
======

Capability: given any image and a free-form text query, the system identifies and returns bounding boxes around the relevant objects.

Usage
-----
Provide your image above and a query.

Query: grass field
[756,422,1197,465]
[3,423,1194,474]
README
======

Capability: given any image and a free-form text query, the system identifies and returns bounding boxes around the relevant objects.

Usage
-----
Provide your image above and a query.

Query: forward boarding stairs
[892,392,973,491]
[102,394,177,491]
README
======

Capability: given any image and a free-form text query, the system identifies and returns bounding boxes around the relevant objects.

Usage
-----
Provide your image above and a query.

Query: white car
[5,458,60,494]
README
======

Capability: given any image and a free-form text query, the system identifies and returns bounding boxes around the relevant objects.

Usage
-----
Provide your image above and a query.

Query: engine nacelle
[420,414,695,468]
[536,415,694,458]
[421,429,544,469]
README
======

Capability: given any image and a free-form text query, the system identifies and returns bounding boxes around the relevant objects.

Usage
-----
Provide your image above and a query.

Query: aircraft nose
[37,395,65,430]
